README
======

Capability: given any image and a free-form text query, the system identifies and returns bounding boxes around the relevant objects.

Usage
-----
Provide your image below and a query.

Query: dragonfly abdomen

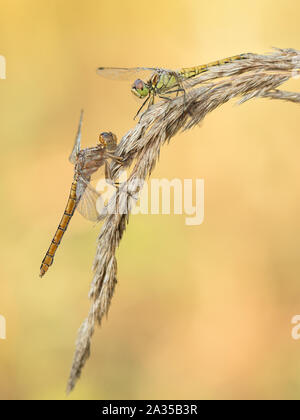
[180,53,249,79]
[39,177,78,277]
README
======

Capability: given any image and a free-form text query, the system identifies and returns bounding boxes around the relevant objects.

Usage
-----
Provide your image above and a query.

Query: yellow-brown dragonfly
[40,111,121,277]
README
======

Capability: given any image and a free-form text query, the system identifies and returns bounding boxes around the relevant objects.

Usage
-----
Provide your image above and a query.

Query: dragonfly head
[131,79,150,99]
[99,132,118,151]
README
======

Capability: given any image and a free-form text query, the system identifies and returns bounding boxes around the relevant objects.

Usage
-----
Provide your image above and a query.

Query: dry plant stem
[66,48,300,393]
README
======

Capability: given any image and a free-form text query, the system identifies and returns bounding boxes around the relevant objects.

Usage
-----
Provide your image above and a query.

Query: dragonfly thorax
[155,72,177,92]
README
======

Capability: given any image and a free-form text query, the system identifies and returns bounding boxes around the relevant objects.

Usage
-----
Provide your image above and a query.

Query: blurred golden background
[1,0,300,400]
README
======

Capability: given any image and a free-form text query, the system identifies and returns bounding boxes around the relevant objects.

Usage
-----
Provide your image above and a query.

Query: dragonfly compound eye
[98,133,107,147]
[131,79,149,98]
[99,132,118,150]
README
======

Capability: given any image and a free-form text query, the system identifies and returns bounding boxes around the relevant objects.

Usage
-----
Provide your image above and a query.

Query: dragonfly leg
[105,160,135,216]
[163,88,186,110]
[157,95,174,119]
[163,88,185,95]
[105,152,123,164]
[149,93,155,106]
[134,94,151,120]
[158,95,173,101]
[105,160,120,189]
[173,72,187,108]
[105,154,127,189]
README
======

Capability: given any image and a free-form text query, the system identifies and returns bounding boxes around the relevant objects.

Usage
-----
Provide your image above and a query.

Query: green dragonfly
[97,53,251,117]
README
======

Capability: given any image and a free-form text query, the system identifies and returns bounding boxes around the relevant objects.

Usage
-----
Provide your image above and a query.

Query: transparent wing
[69,110,83,164]
[76,176,102,222]
[96,66,166,81]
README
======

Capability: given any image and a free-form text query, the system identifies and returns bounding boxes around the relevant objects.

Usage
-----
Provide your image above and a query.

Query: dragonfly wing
[96,66,164,81]
[69,110,83,164]
[75,176,102,222]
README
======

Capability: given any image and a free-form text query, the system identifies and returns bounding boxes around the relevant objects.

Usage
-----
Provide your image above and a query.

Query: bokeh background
[1,0,300,400]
